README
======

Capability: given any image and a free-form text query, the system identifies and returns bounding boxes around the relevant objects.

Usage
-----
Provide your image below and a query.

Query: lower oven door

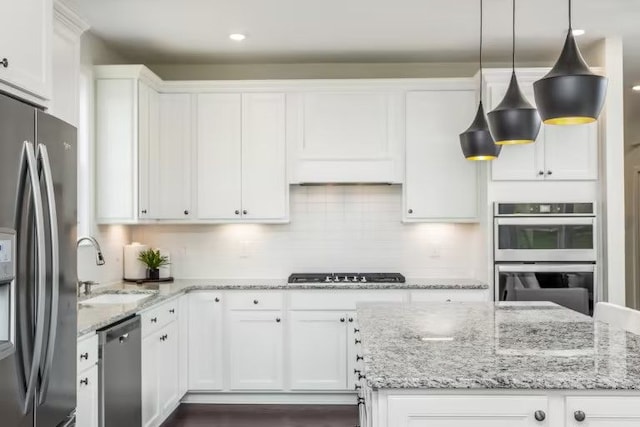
[494,217,597,262]
[495,263,596,316]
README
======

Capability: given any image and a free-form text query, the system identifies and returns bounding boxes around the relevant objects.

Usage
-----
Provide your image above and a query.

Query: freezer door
[0,94,36,427]
[35,111,77,427]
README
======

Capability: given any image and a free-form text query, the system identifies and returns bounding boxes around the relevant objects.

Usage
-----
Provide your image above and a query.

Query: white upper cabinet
[0,0,52,103]
[404,88,479,222]
[241,93,287,220]
[289,90,403,183]
[151,93,194,219]
[196,92,288,222]
[487,70,598,182]
[196,93,242,220]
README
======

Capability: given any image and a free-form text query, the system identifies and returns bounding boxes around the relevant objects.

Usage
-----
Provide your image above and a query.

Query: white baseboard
[181,392,359,405]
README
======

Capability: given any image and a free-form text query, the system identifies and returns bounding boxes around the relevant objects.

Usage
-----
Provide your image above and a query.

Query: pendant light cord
[568,0,572,29]
[512,0,515,71]
[479,0,483,100]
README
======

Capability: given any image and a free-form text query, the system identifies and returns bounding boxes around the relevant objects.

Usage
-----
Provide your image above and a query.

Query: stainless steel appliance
[0,93,77,427]
[98,315,141,427]
[288,273,406,284]
[494,202,596,262]
[494,202,597,315]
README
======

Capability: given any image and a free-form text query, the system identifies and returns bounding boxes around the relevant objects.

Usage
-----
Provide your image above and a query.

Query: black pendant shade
[488,72,541,144]
[460,101,501,160]
[533,30,607,125]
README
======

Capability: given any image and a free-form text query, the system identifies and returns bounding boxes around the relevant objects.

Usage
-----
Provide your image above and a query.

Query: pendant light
[460,0,501,161]
[533,0,607,125]
[487,0,541,145]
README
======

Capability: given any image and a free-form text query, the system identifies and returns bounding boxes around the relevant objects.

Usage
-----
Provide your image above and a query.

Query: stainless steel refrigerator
[0,93,77,427]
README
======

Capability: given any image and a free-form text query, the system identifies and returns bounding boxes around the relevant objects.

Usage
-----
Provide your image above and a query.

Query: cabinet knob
[141,209,147,214]
[355,338,362,344]
[243,210,248,215]
[340,317,346,323]
[538,170,544,176]
[151,317,157,323]
[184,210,189,215]
[80,352,89,360]
[546,170,553,176]
[253,299,259,305]
[80,378,89,386]
[0,58,8,68]
[534,410,546,422]
[408,209,413,214]
[235,210,240,215]
[215,297,220,302]
[169,308,175,314]
[276,318,281,323]
[348,317,354,323]
[574,411,586,422]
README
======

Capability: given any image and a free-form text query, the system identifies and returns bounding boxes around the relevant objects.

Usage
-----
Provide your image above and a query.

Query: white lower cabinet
[76,363,99,427]
[228,310,284,390]
[289,311,348,390]
[565,396,640,426]
[387,395,549,427]
[142,319,180,427]
[188,292,224,390]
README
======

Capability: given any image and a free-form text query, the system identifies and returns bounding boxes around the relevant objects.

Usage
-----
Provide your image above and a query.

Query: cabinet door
[566,396,640,426]
[346,312,362,392]
[188,292,224,390]
[76,365,99,427]
[405,90,479,220]
[151,93,193,219]
[95,79,137,222]
[228,310,284,390]
[289,311,348,390]
[158,321,180,415]
[241,93,288,220]
[141,331,160,427]
[138,82,159,220]
[544,123,598,180]
[489,82,544,181]
[0,0,51,100]
[388,395,548,427]
[196,93,242,220]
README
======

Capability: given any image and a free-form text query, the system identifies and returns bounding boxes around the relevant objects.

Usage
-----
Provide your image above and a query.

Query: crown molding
[54,0,90,37]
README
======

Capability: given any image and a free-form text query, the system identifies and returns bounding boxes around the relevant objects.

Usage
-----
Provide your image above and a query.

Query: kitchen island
[356,302,640,427]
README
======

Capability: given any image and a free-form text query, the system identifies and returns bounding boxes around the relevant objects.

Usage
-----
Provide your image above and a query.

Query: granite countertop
[356,301,640,390]
[77,278,487,337]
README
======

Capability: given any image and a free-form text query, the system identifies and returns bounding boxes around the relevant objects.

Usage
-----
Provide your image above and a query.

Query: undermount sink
[79,293,153,305]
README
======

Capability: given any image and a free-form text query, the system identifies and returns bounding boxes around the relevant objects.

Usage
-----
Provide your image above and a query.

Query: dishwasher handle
[99,316,141,345]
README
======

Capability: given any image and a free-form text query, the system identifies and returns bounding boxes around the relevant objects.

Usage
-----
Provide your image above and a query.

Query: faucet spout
[77,236,106,266]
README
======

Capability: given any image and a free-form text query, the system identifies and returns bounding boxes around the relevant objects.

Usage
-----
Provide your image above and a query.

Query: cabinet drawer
[409,289,489,303]
[77,333,98,374]
[565,396,640,425]
[289,290,405,310]
[226,291,283,310]
[141,299,179,337]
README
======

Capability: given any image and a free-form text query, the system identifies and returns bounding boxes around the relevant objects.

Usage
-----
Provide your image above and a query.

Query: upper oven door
[494,217,596,262]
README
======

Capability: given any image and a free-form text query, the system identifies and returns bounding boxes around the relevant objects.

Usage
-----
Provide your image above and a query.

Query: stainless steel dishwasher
[98,315,142,427]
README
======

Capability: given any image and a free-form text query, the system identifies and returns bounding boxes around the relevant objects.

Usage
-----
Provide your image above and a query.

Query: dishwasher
[98,315,142,427]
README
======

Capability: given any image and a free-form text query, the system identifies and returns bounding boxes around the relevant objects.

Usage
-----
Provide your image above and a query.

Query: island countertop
[356,301,640,390]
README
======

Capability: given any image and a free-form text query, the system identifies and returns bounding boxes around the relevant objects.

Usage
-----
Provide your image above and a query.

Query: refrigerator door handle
[36,144,59,405]
[14,141,48,414]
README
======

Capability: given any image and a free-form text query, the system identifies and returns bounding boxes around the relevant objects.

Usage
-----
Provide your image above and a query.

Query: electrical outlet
[429,247,441,259]
[240,240,251,258]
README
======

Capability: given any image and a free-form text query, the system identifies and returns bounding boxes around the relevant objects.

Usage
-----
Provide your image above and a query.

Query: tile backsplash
[132,185,485,279]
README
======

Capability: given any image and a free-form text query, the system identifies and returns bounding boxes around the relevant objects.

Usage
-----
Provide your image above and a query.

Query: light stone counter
[356,301,640,390]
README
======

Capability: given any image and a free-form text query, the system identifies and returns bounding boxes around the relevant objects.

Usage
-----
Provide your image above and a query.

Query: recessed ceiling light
[633,85,640,92]
[572,29,585,36]
[229,33,246,41]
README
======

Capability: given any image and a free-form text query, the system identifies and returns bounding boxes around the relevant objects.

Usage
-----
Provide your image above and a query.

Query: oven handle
[495,217,595,226]
[495,264,596,273]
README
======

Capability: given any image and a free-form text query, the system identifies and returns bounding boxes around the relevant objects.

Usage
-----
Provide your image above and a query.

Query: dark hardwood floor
[160,404,359,427]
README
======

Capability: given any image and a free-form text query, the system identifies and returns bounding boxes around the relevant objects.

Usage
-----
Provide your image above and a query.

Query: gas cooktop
[288,273,406,284]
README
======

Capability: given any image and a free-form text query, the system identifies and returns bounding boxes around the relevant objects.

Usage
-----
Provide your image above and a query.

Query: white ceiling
[70,0,640,65]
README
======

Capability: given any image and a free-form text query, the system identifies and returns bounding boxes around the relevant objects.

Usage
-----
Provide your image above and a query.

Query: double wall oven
[494,202,597,315]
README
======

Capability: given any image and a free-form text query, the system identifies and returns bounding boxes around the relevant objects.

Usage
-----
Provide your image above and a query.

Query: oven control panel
[0,229,15,283]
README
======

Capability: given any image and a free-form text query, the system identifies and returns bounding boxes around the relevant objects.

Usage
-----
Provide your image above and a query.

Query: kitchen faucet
[77,236,105,296]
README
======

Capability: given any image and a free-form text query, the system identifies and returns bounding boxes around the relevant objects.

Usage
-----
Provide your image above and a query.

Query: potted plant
[137,249,170,280]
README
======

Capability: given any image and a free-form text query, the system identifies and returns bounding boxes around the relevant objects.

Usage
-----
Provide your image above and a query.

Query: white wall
[131,185,483,280]
[77,32,133,284]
